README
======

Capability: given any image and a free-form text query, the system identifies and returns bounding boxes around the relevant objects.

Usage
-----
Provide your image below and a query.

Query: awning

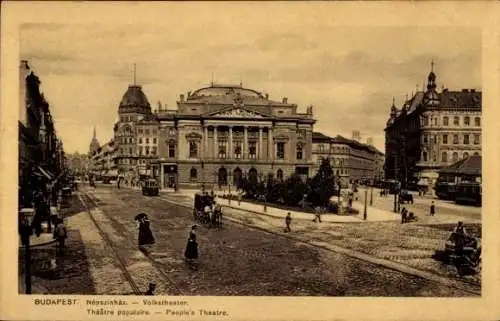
[37,166,54,180]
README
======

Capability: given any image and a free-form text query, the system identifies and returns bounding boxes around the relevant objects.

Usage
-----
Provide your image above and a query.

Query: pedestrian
[313,206,322,223]
[32,190,45,237]
[285,212,292,232]
[136,213,155,246]
[53,218,68,255]
[144,282,156,295]
[184,225,199,262]
[401,207,407,224]
[430,201,435,216]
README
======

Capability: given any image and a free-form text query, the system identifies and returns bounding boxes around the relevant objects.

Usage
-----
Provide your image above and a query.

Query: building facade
[384,65,482,188]
[92,82,316,188]
[89,140,117,178]
[312,132,384,185]
[19,60,65,207]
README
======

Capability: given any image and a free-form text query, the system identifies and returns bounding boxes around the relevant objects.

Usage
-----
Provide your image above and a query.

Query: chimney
[265,93,269,100]
[367,137,373,146]
[462,89,469,93]
[282,97,288,104]
[471,89,476,93]
[180,94,185,102]
[352,131,361,142]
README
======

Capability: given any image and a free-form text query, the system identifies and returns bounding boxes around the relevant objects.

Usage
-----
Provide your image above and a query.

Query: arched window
[277,169,284,180]
[452,152,459,162]
[464,116,470,126]
[443,116,449,126]
[463,152,469,159]
[441,152,447,162]
[474,152,480,156]
[190,168,197,180]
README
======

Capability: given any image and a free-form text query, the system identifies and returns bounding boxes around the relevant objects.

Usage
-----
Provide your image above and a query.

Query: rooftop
[119,85,151,110]
[439,155,481,176]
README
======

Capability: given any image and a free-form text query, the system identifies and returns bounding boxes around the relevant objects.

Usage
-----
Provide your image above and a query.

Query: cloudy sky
[20,15,481,154]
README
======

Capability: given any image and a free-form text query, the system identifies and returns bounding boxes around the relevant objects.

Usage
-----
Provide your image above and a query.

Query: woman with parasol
[135,213,155,247]
[184,225,199,264]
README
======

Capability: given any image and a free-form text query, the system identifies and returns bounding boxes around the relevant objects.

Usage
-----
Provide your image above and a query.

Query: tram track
[78,191,185,296]
[80,186,480,296]
[154,193,481,296]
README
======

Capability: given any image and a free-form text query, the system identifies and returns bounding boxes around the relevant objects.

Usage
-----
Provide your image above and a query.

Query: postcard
[1,1,499,320]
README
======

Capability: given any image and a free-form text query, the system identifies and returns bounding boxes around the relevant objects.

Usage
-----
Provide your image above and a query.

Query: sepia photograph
[2,2,500,321]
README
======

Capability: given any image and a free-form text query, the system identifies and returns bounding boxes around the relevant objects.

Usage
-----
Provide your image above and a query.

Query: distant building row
[312,132,384,185]
[88,80,384,188]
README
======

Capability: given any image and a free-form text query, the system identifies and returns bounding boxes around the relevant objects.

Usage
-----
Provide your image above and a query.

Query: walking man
[313,206,322,223]
[285,212,292,232]
[430,201,436,216]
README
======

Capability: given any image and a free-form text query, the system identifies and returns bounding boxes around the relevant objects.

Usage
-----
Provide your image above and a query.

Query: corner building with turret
[111,82,316,189]
[384,64,482,190]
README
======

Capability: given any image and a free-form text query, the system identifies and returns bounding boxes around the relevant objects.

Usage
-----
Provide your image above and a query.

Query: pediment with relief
[210,107,266,119]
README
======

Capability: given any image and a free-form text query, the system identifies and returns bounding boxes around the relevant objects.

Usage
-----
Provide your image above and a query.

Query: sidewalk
[176,189,399,223]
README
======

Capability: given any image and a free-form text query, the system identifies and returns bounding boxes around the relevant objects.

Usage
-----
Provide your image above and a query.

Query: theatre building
[110,82,316,189]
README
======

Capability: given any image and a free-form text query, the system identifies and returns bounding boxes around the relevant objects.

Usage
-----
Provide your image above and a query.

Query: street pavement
[54,185,478,296]
[355,187,481,224]
[162,189,481,289]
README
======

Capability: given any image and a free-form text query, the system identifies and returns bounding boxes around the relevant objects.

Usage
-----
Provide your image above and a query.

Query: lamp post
[363,188,368,220]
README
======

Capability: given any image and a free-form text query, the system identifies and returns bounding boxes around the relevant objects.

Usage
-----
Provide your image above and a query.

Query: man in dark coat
[430,201,436,216]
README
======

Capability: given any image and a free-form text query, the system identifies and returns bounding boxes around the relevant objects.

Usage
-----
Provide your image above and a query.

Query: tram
[454,181,482,206]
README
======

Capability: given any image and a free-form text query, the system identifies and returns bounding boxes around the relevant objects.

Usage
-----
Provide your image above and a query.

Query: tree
[282,173,308,206]
[266,173,285,203]
[307,158,337,207]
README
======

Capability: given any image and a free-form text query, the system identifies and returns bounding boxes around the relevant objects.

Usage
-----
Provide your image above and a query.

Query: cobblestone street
[46,185,478,297]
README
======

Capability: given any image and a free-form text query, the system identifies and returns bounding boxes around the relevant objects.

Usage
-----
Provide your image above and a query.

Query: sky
[20,20,481,154]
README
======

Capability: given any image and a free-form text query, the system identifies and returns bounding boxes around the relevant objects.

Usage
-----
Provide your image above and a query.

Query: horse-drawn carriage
[398,190,414,204]
[441,229,481,276]
[193,192,222,227]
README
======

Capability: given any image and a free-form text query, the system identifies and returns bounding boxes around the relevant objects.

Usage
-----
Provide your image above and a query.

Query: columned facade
[95,83,316,189]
